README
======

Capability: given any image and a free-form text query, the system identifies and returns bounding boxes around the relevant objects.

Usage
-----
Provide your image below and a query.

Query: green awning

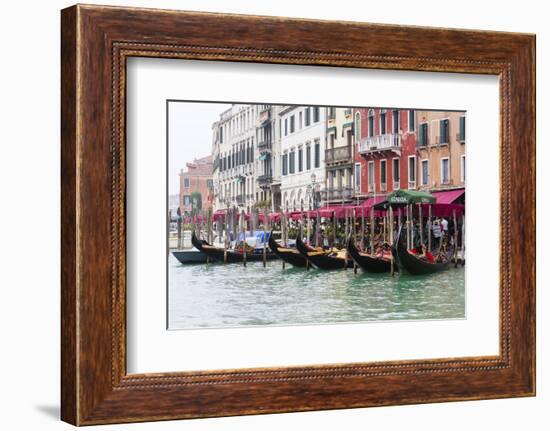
[387,189,436,205]
[327,126,337,136]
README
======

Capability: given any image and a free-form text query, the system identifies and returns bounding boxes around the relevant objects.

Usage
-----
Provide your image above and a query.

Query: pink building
[178,155,214,215]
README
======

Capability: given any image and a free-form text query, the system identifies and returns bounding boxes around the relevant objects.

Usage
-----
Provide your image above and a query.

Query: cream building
[279,106,326,211]
[212,104,258,212]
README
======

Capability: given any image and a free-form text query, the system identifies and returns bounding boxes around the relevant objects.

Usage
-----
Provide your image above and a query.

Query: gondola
[391,227,454,275]
[347,238,397,273]
[295,236,354,270]
[191,232,278,263]
[267,232,308,268]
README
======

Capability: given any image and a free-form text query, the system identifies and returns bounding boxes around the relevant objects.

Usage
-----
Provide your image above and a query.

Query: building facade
[355,108,417,196]
[279,105,326,211]
[325,107,355,203]
[415,111,466,191]
[178,155,214,215]
[212,104,258,212]
[255,104,283,211]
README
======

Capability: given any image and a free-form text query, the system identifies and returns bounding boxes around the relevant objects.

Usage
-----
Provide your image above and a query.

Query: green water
[168,254,465,329]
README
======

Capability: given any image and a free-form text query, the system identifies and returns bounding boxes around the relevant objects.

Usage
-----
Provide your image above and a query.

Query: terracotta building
[178,155,214,215]
[354,107,417,197]
[415,111,466,191]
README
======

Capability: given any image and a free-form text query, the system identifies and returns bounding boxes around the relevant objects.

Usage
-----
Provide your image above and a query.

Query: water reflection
[168,254,465,329]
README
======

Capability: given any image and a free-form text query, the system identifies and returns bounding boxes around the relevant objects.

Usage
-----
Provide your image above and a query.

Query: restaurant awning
[361,195,386,208]
[387,189,436,205]
[212,209,225,221]
[432,188,465,204]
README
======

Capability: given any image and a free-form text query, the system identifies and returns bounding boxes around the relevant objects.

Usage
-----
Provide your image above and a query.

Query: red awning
[212,210,225,222]
[361,195,387,208]
[433,189,465,204]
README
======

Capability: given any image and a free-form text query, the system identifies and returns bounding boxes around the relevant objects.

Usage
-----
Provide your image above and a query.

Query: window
[368,109,374,137]
[392,110,399,133]
[441,157,450,184]
[207,179,213,189]
[298,147,303,172]
[419,123,429,146]
[408,110,415,132]
[380,160,386,184]
[299,112,303,129]
[392,158,400,189]
[184,178,190,188]
[440,119,450,144]
[355,112,361,140]
[219,126,223,143]
[459,116,466,141]
[460,155,466,183]
[368,161,375,192]
[305,108,311,126]
[408,156,416,188]
[289,150,295,174]
[290,115,295,133]
[355,163,361,192]
[282,154,288,176]
[183,195,191,206]
[314,140,320,168]
[313,106,320,123]
[284,118,288,136]
[421,159,429,185]
[380,160,387,190]
[306,145,311,170]
[380,109,387,134]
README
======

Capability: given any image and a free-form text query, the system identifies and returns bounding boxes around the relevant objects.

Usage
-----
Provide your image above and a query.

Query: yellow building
[324,107,355,202]
[415,111,465,191]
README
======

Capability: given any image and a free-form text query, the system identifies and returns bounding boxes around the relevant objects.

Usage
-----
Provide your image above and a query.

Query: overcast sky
[168,101,231,195]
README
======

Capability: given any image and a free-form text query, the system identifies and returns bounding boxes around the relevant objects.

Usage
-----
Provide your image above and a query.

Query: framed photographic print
[61,4,535,425]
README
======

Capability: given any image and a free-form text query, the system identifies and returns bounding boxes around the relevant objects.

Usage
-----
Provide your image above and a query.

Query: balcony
[358,133,401,154]
[325,145,352,164]
[380,182,387,192]
[257,174,272,187]
[257,140,271,150]
[325,188,354,201]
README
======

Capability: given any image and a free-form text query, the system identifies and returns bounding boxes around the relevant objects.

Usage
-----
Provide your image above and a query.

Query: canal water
[168,254,465,330]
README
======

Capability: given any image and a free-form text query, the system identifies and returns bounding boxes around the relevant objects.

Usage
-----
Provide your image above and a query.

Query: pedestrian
[441,216,449,239]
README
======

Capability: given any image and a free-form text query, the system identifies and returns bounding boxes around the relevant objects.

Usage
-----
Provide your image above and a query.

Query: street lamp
[310,173,318,209]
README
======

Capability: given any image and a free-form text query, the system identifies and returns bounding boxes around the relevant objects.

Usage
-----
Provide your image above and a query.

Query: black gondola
[391,227,454,275]
[267,232,308,268]
[347,238,397,273]
[191,231,278,263]
[295,237,354,270]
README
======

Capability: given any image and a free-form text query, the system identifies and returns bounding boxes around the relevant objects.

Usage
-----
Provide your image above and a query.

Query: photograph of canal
[167,101,466,330]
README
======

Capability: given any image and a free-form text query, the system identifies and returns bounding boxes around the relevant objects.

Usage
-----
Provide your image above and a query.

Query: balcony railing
[325,188,354,201]
[393,181,400,191]
[257,140,271,150]
[257,174,272,185]
[358,133,401,154]
[380,182,387,192]
[325,145,352,164]
[408,180,416,190]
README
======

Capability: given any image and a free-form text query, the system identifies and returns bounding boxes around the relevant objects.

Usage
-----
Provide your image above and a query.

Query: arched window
[355,112,361,140]
[368,109,374,137]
